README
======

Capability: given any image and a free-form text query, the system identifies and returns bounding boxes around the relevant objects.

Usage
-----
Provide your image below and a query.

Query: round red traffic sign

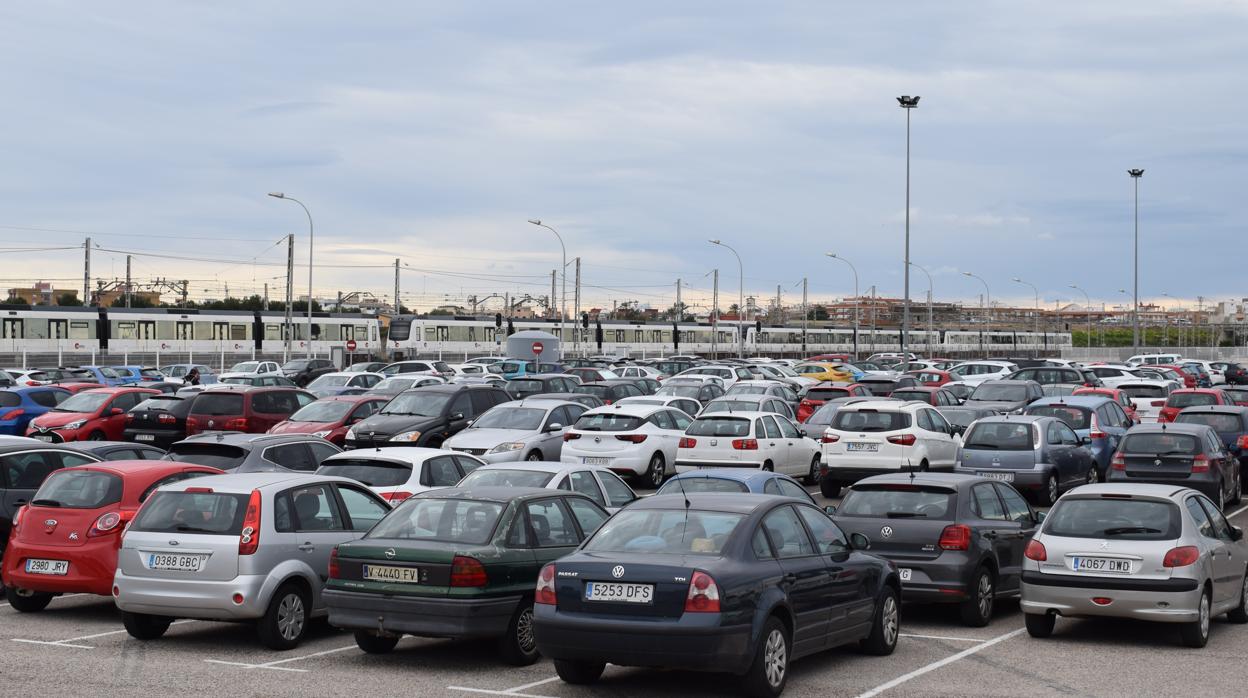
[531,341,544,354]
[346,339,357,352]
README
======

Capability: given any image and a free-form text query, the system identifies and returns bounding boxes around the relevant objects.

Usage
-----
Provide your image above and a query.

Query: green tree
[56,293,83,306]
[5,294,28,305]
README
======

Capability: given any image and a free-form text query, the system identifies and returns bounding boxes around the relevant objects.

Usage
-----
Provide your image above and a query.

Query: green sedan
[324,486,611,665]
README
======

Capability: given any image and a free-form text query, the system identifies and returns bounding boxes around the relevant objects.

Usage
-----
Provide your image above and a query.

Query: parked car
[305,372,383,398]
[1073,386,1140,423]
[316,447,485,503]
[161,364,218,385]
[561,404,694,488]
[184,385,317,436]
[218,360,283,381]
[280,358,337,387]
[614,395,702,418]
[344,384,512,449]
[655,468,816,505]
[573,380,644,405]
[936,406,999,434]
[26,387,159,442]
[1223,386,1248,407]
[77,365,130,387]
[948,361,1018,386]
[456,462,638,512]
[676,364,759,390]
[702,394,796,420]
[796,396,886,439]
[819,400,960,498]
[529,392,605,410]
[266,395,389,446]
[1211,361,1247,385]
[1116,381,1177,422]
[444,400,588,462]
[676,410,821,485]
[857,375,919,397]
[943,382,975,403]
[0,443,102,555]
[1082,365,1139,388]
[219,374,299,388]
[133,381,183,395]
[344,361,388,373]
[797,382,872,422]
[114,473,391,648]
[1107,423,1240,509]
[1024,396,1134,480]
[533,493,899,695]
[64,441,165,461]
[1021,483,1248,647]
[1005,366,1090,387]
[108,366,166,384]
[955,415,1096,506]
[889,386,962,407]
[365,375,446,396]
[566,367,619,383]
[1041,383,1083,398]
[1158,389,1235,424]
[654,382,725,407]
[164,433,341,473]
[504,374,581,399]
[1154,364,1199,389]
[0,386,70,436]
[122,395,194,449]
[1,460,221,610]
[962,380,1043,414]
[909,369,956,387]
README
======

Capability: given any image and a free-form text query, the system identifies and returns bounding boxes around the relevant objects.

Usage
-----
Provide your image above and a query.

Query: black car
[344,384,512,449]
[935,405,999,435]
[857,375,918,397]
[64,441,165,461]
[534,493,899,696]
[1006,367,1087,387]
[133,381,183,395]
[654,382,725,407]
[505,374,581,400]
[280,358,337,387]
[943,382,974,403]
[831,473,1039,627]
[1212,362,1248,386]
[962,380,1043,414]
[163,432,341,472]
[0,442,101,553]
[531,392,605,409]
[1106,422,1240,509]
[122,395,193,448]
[574,380,645,405]
[1174,404,1248,485]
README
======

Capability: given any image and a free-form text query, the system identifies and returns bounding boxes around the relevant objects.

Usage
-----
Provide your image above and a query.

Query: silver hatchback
[1021,483,1248,647]
[113,472,390,649]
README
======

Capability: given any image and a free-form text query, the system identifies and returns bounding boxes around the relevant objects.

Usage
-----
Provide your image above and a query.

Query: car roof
[414,486,583,503]
[707,394,771,403]
[627,491,791,513]
[1030,396,1113,408]
[668,469,797,486]
[692,409,772,419]
[1126,422,1212,435]
[159,472,357,493]
[1177,405,1248,415]
[320,446,454,465]
[839,399,918,411]
[974,414,1050,424]
[851,472,992,489]
[60,459,215,477]
[472,461,599,475]
[1061,482,1194,500]
[175,432,326,446]
[497,399,577,410]
[582,403,667,417]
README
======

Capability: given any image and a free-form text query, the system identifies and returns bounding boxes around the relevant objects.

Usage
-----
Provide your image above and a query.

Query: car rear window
[656,477,749,495]
[1168,393,1217,408]
[573,413,643,432]
[0,392,20,407]
[1119,385,1166,398]
[686,417,752,437]
[366,498,504,544]
[164,443,248,470]
[457,469,554,488]
[805,387,850,400]
[1044,497,1181,541]
[970,384,1028,402]
[938,409,983,428]
[703,401,764,414]
[1175,412,1244,433]
[130,491,249,535]
[507,379,544,394]
[132,396,183,412]
[32,470,123,509]
[317,459,413,487]
[963,422,1035,451]
[191,393,244,416]
[1027,406,1091,430]
[830,410,909,432]
[1120,433,1200,455]
[583,508,744,555]
[890,390,930,402]
[860,381,898,396]
[838,484,956,520]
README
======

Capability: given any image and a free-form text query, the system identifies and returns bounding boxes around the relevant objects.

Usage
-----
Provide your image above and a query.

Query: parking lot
[8,487,1248,698]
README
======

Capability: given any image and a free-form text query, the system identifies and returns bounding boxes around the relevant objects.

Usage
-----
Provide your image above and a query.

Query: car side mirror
[110,408,124,416]
[1080,436,1093,446]
[450,412,465,421]
[824,505,837,516]
[545,422,563,432]
[1232,526,1244,542]
[848,532,870,550]
[1035,511,1046,524]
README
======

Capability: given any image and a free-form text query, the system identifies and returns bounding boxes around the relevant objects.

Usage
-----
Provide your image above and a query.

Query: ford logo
[44,519,57,527]
[611,565,625,578]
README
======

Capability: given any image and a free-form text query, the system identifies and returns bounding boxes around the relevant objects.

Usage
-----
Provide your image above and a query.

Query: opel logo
[611,565,625,578]
[880,526,894,539]
[208,420,215,428]
[168,540,179,546]
[594,436,601,444]
[385,548,396,559]
[710,439,718,447]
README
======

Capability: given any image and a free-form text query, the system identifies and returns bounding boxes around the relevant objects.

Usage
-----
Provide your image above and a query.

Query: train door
[2,318,22,340]
[212,322,228,340]
[49,319,67,340]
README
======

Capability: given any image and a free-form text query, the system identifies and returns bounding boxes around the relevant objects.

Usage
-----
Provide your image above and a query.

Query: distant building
[6,282,77,305]
[96,288,161,307]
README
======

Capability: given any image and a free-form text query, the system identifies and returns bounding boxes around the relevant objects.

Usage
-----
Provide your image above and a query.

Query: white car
[1042,358,1082,369]
[1083,365,1138,389]
[818,399,960,497]
[948,361,1019,386]
[443,399,587,463]
[305,371,384,396]
[218,360,282,381]
[560,404,694,488]
[614,395,703,418]
[675,411,821,484]
[6,369,50,386]
[1125,353,1184,367]
[466,357,505,366]
[674,365,754,390]
[456,461,638,512]
[1116,381,1176,422]
[615,365,664,380]
[315,447,485,503]
[448,363,489,376]
[751,362,817,388]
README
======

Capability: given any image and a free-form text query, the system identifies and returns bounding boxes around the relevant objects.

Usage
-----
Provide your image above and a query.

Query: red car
[889,386,961,407]
[267,395,390,446]
[806,354,852,362]
[1072,387,1139,423]
[797,382,872,422]
[1157,388,1234,423]
[1153,364,1198,389]
[56,383,107,394]
[1,460,222,608]
[25,387,158,442]
[907,369,955,387]
[185,385,317,436]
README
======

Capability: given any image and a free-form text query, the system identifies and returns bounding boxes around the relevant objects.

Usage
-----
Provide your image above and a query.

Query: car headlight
[312,430,332,439]
[345,426,357,440]
[390,430,422,442]
[63,420,86,430]
[489,442,525,454]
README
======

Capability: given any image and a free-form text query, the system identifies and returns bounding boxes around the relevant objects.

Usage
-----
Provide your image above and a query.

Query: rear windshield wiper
[30,499,61,507]
[885,512,926,518]
[964,443,999,449]
[172,525,219,533]
[1103,526,1163,536]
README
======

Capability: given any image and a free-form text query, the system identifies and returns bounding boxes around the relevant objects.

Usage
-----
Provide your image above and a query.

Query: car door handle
[298,543,315,552]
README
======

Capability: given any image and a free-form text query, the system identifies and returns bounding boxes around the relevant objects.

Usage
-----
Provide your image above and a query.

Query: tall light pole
[1069,284,1092,354]
[268,193,313,360]
[898,95,920,359]
[528,219,567,354]
[1128,168,1145,351]
[909,262,934,356]
[1012,277,1040,355]
[962,271,990,358]
[709,240,744,358]
[827,252,859,358]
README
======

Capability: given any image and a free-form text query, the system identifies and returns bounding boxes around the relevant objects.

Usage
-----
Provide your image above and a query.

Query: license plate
[585,581,654,604]
[1070,556,1132,574]
[135,434,156,442]
[362,564,421,583]
[31,434,53,442]
[25,558,68,575]
[977,471,1015,482]
[898,568,912,582]
[846,442,878,452]
[146,553,204,571]
[582,457,610,465]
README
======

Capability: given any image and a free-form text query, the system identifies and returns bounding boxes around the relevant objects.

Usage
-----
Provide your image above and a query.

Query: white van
[1125,353,1183,367]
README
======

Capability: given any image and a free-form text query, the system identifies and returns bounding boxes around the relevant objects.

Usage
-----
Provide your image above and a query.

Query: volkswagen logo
[710,439,718,447]
[611,565,625,579]
[385,548,396,559]
[1154,459,1162,466]
[208,420,215,429]
[880,526,894,539]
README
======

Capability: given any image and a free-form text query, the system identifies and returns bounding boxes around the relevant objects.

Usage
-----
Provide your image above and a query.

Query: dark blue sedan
[655,469,817,505]
[0,386,70,436]
[533,493,900,696]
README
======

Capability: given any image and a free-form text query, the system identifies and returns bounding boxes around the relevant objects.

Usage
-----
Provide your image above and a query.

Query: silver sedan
[443,399,587,463]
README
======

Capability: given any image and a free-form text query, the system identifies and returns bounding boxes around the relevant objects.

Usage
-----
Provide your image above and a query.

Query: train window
[634,330,643,343]
[230,324,248,341]
[193,321,213,338]
[369,324,378,341]
[424,327,437,340]
[50,320,67,339]
[652,330,663,343]
[212,323,228,340]
[2,318,22,339]
[117,322,138,340]
[436,326,449,342]
[71,320,92,339]
[311,323,321,338]
[388,319,412,342]
[614,330,625,343]
[176,321,193,340]
[265,324,282,340]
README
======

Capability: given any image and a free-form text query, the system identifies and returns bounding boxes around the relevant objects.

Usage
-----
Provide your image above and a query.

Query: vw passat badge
[612,565,625,578]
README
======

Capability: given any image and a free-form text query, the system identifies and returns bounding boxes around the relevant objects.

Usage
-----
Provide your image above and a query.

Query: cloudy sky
[1,1,1244,315]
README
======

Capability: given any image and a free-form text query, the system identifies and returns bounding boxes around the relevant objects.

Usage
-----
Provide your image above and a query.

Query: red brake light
[328,548,339,579]
[679,437,697,448]
[158,413,177,424]
[224,418,249,431]
[185,486,214,493]
[186,416,200,432]
[0,408,24,421]
[887,434,917,446]
[238,489,261,555]
[1151,400,1166,407]
[821,434,840,444]
[88,511,123,537]
[536,563,557,605]
[1236,435,1248,450]
[563,432,581,442]
[450,555,488,587]
[1192,455,1211,473]
[615,434,648,443]
[731,438,758,450]
[11,505,25,535]
[1091,596,1113,606]
[938,524,972,551]
[1024,539,1047,561]
[1111,453,1126,471]
[684,571,721,613]
[1163,545,1200,568]
[380,491,412,503]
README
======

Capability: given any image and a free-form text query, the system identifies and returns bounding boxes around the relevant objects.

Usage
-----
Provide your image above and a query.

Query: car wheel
[1179,588,1211,648]
[959,567,994,627]
[1233,469,1244,506]
[354,630,400,654]
[4,587,52,613]
[1227,570,1248,624]
[1024,612,1055,638]
[762,461,774,472]
[553,659,606,685]
[859,585,899,656]
[257,583,310,650]
[87,430,106,441]
[121,611,172,640]
[525,450,543,462]
[1086,466,1099,485]
[820,479,842,499]
[802,455,821,486]
[744,616,790,697]
[644,453,666,489]
[498,600,540,666]
[1037,474,1059,507]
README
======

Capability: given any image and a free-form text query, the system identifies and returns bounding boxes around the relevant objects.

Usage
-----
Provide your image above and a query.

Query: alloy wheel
[648,455,664,487]
[1047,477,1058,503]
[516,607,535,653]
[276,593,305,641]
[882,594,899,646]
[1199,592,1210,640]
[976,573,993,620]
[763,628,787,688]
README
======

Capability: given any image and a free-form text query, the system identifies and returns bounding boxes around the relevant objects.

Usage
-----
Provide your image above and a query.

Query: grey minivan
[114,472,390,649]
[955,415,1097,506]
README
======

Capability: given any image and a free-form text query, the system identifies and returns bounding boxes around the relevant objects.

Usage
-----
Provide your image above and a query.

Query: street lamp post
[909,262,933,356]
[268,193,313,360]
[709,240,745,358]
[898,95,920,360]
[962,271,990,358]
[528,220,567,356]
[1012,277,1040,356]
[1128,169,1145,352]
[1069,284,1092,356]
[1116,288,1134,351]
[827,253,860,358]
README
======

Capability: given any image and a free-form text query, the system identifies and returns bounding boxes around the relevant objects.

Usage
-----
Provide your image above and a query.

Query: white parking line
[1226,504,1248,519]
[854,628,1025,698]
[1,592,85,610]
[203,643,358,672]
[898,632,985,642]
[447,675,561,697]
[10,619,196,650]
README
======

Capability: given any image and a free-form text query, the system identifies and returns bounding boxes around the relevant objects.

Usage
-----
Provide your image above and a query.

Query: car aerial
[1116,380,1177,422]
[677,410,822,486]
[703,394,796,420]
[344,383,512,449]
[796,382,872,422]
[184,385,317,436]
[908,369,956,387]
[456,461,638,512]
[819,400,960,498]
[444,399,588,462]
[325,487,612,665]
[164,432,342,473]
[1073,386,1140,423]
[1,459,222,610]
[831,472,1039,626]
[1024,396,1135,480]
[364,375,446,396]
[218,360,283,381]
[948,361,1018,386]
[573,379,645,405]
[962,380,1044,414]
[533,492,900,696]
[1174,405,1248,474]
[316,446,485,503]
[64,441,166,461]
[303,371,383,397]
[1108,422,1242,509]
[936,405,999,434]
[0,443,103,555]
[654,381,725,407]
[219,374,299,388]
[792,362,857,383]
[857,375,919,397]
[561,404,694,488]
[0,386,71,436]
[1158,388,1235,424]
[504,374,582,399]
[114,472,391,649]
[613,394,702,418]
[161,364,218,385]
[266,395,389,446]
[26,387,159,443]
[889,386,962,407]
[344,361,389,374]
[675,364,756,390]
[956,415,1097,506]
[121,395,194,449]
[1020,483,1248,648]
[655,468,817,505]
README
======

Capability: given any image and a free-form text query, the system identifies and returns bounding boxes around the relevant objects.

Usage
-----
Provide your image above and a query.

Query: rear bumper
[122,429,184,449]
[675,460,762,472]
[2,542,117,596]
[1021,571,1202,622]
[875,554,975,601]
[562,451,648,476]
[113,569,269,620]
[323,588,520,639]
[953,466,1051,489]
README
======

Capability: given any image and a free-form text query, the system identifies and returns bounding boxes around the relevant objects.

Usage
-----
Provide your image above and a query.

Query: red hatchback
[1073,387,1140,424]
[266,395,390,446]
[797,382,872,422]
[185,385,317,436]
[1,460,221,609]
[907,369,955,387]
[25,387,158,443]
[1157,389,1234,423]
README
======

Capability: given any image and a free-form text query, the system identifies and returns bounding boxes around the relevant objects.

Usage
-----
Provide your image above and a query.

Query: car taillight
[124,412,135,424]
[328,548,339,579]
[732,438,758,450]
[1089,414,1107,440]
[1237,435,1248,450]
[1024,539,1047,561]
[679,437,697,448]
[186,416,199,432]
[536,563,557,605]
[158,413,177,425]
[0,408,24,421]
[238,489,262,555]
[11,505,25,535]
[1151,400,1165,407]
[1111,453,1126,471]
[1191,455,1211,473]
[563,432,581,442]
[88,511,123,537]
[1163,545,1200,568]
[938,524,971,551]
[684,571,721,613]
[887,434,917,446]
[821,434,840,443]
[224,418,249,431]
[616,434,648,443]
[450,555,488,587]
[381,491,412,503]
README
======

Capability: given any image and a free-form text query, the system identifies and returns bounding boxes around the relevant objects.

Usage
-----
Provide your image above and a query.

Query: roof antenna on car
[906,456,915,482]
[369,430,380,451]
[675,469,692,544]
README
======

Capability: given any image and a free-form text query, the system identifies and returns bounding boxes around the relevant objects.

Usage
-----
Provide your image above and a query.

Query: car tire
[553,659,605,685]
[525,450,543,462]
[762,461,774,473]
[87,430,106,441]
[1179,588,1212,648]
[498,600,540,666]
[744,616,790,697]
[1037,473,1059,507]
[4,587,52,613]
[354,630,400,654]
[1232,467,1244,506]
[1227,571,1248,624]
[959,567,995,627]
[643,452,666,489]
[859,585,900,656]
[820,479,842,499]
[1024,612,1055,638]
[803,455,821,486]
[121,611,172,640]
[1086,466,1099,485]
[257,583,310,651]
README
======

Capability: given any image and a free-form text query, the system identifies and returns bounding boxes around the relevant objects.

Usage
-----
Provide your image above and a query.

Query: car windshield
[317,458,412,487]
[32,470,123,509]
[1175,413,1243,432]
[805,387,850,400]
[970,384,1027,402]
[830,410,908,432]
[1044,497,1180,540]
[230,362,260,372]
[52,391,111,413]
[686,416,751,437]
[703,401,763,414]
[1121,433,1200,455]
[655,477,749,495]
[963,422,1035,450]
[164,444,248,470]
[573,413,643,432]
[457,469,554,488]
[1028,406,1091,430]
[371,378,417,393]
[165,366,189,377]
[1119,385,1167,398]
[727,385,768,396]
[656,386,699,398]
[1168,393,1217,408]
[191,393,244,416]
[367,498,504,544]
[132,397,183,412]
[471,407,546,430]
[309,375,350,388]
[583,508,744,555]
[381,392,450,417]
[839,485,956,520]
[860,381,898,396]
[288,401,354,422]
[282,360,310,371]
[130,491,248,535]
